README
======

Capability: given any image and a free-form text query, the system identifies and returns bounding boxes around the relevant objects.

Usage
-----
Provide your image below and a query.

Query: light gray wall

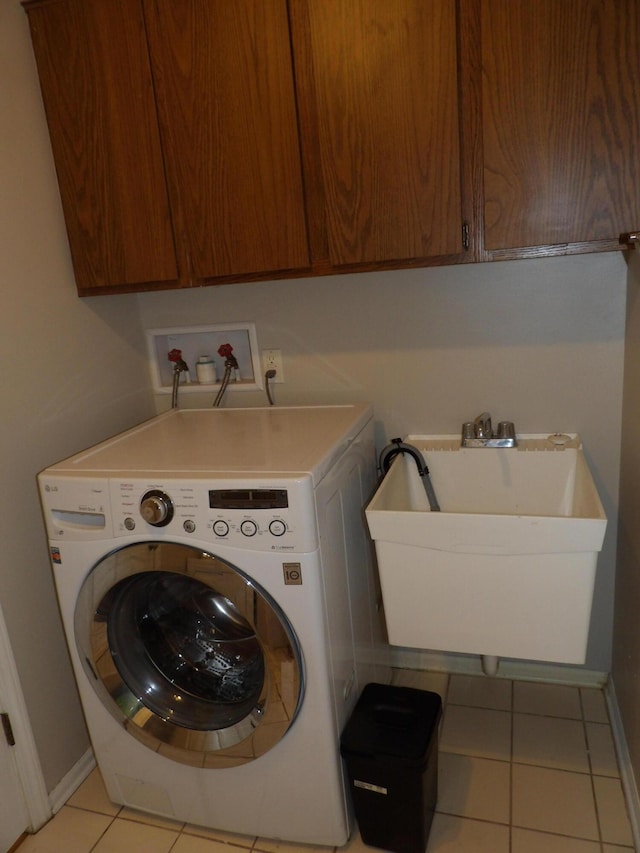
[138,252,627,672]
[613,250,640,786]
[1,1,155,792]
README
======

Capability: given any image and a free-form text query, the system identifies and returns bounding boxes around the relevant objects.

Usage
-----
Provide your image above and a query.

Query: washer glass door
[74,542,303,767]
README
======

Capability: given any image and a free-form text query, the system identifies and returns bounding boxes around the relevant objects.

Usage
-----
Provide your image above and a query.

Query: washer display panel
[74,542,303,767]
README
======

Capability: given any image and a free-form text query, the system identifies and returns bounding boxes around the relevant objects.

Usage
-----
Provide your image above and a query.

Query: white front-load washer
[38,404,386,845]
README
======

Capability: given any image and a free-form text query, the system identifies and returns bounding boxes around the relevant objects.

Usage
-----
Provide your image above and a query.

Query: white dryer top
[43,404,373,486]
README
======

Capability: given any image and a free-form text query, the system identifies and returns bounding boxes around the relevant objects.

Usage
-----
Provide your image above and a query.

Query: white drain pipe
[482,655,499,676]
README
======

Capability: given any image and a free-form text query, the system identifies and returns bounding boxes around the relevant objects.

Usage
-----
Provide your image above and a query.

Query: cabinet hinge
[1,712,15,747]
[462,222,470,251]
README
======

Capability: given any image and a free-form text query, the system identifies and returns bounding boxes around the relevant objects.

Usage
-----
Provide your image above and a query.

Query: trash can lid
[340,683,442,765]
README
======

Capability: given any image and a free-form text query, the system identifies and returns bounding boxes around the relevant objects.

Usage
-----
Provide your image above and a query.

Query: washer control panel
[39,475,318,551]
[122,478,316,551]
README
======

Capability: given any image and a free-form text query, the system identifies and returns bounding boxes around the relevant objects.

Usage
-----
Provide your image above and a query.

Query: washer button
[124,517,136,531]
[240,520,258,537]
[213,520,229,537]
[269,520,286,537]
[183,519,196,533]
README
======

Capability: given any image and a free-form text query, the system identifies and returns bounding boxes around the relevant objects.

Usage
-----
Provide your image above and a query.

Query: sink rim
[371,433,605,520]
[366,433,607,555]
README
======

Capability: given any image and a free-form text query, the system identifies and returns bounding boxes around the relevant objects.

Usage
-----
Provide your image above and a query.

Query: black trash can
[340,683,442,853]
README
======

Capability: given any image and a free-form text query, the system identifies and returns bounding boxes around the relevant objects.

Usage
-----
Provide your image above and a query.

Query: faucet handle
[462,422,475,442]
[496,421,516,440]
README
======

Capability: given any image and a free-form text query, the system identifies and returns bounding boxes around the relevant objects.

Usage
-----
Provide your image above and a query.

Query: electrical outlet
[262,349,284,383]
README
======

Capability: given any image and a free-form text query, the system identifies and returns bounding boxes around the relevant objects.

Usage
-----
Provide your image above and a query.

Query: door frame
[0,601,51,831]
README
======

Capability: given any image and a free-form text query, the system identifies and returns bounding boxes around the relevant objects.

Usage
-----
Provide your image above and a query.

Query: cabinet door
[143,0,310,281]
[25,0,178,293]
[297,0,464,267]
[482,0,640,253]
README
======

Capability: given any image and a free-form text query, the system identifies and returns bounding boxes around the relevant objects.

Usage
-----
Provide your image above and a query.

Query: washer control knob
[269,520,286,537]
[213,520,229,537]
[240,520,258,537]
[140,490,174,527]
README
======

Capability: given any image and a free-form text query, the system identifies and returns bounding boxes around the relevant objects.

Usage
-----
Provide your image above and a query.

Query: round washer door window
[74,542,304,767]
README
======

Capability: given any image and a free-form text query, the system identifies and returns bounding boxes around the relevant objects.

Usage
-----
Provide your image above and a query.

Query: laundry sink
[365,434,607,664]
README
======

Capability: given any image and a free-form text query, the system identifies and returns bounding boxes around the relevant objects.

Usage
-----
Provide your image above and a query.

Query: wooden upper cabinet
[481,0,640,254]
[24,0,178,293]
[25,0,310,293]
[293,0,465,267]
[143,0,310,281]
[27,0,639,294]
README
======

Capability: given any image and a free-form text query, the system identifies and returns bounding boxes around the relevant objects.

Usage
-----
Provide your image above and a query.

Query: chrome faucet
[461,413,517,447]
[474,412,492,439]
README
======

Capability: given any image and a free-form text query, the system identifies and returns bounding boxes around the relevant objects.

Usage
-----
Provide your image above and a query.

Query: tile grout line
[87,809,118,853]
[508,677,514,853]
[580,685,607,848]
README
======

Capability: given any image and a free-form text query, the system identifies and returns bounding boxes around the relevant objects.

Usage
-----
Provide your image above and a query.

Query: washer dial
[240,520,258,537]
[213,520,229,537]
[140,490,174,527]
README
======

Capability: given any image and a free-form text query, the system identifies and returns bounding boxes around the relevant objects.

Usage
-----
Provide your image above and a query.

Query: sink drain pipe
[379,438,440,512]
[481,655,499,677]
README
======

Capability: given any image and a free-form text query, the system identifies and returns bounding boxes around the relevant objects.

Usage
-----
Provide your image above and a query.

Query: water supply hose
[168,349,189,409]
[379,437,440,512]
[213,343,239,408]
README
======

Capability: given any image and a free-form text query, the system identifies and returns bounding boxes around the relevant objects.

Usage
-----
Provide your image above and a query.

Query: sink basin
[365,434,607,664]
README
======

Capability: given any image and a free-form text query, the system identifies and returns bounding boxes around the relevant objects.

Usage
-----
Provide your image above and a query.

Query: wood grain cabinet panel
[25,0,470,291]
[143,0,310,281]
[298,0,464,266]
[24,0,178,292]
[25,0,310,293]
[481,0,640,253]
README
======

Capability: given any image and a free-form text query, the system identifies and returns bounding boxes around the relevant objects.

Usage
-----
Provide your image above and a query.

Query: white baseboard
[48,748,95,815]
[389,646,608,688]
[606,677,640,852]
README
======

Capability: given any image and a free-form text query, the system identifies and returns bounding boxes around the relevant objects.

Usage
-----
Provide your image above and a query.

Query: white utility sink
[365,435,607,664]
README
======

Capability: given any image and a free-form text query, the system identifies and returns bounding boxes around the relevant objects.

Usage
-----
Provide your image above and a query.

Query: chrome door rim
[74,542,303,766]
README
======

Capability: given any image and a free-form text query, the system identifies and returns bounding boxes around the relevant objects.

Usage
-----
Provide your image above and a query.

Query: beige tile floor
[14,670,636,853]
